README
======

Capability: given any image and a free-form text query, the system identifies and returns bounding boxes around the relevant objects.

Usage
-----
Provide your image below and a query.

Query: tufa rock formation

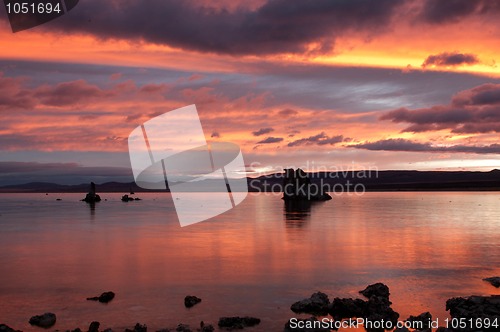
[282,168,331,201]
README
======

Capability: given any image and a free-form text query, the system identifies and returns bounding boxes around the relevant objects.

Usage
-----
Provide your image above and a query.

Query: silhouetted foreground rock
[29,312,56,328]
[291,291,330,315]
[87,291,115,303]
[405,312,432,332]
[125,323,147,332]
[329,298,366,319]
[199,322,215,332]
[359,283,390,299]
[0,324,21,332]
[184,295,202,308]
[218,316,261,329]
[88,321,100,332]
[446,295,500,331]
[483,276,500,288]
[284,317,330,332]
[324,283,399,331]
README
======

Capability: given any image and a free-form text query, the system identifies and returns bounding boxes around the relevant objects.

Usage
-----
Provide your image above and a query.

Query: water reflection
[283,199,312,227]
[86,201,96,220]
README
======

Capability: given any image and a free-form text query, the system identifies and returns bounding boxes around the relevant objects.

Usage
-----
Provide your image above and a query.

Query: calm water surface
[0,192,499,331]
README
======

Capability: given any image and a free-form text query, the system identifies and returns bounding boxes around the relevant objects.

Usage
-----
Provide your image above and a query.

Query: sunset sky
[1,0,500,185]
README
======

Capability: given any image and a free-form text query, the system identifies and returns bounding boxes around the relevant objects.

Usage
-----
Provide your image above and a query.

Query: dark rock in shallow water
[82,182,101,203]
[406,312,432,332]
[121,195,141,202]
[446,295,500,326]
[326,283,399,332]
[199,322,214,332]
[29,312,56,328]
[282,168,332,201]
[87,291,115,303]
[88,321,100,332]
[328,297,366,319]
[218,316,261,329]
[0,324,22,332]
[290,291,330,315]
[359,283,390,299]
[175,324,191,332]
[125,323,147,332]
[483,276,500,288]
[284,317,330,332]
[365,295,399,329]
[184,295,202,308]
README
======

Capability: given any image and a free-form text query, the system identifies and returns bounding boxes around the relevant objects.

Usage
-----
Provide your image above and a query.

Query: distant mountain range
[1,170,500,193]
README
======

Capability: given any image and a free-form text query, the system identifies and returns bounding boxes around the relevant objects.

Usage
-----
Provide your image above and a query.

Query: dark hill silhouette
[0,170,499,192]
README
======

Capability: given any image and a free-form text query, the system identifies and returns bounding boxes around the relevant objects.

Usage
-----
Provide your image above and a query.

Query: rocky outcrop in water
[282,168,332,201]
[184,295,202,308]
[82,182,101,203]
[125,323,147,332]
[446,295,500,331]
[29,312,56,328]
[88,321,100,332]
[325,283,399,331]
[86,291,115,303]
[121,194,141,202]
[218,316,261,329]
[0,324,21,332]
[290,292,330,316]
[483,276,500,288]
[359,283,390,299]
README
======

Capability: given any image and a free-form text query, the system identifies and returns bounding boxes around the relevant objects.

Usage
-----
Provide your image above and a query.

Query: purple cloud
[422,52,480,68]
[352,138,500,154]
[252,127,274,136]
[381,83,500,133]
[257,137,284,144]
[288,132,343,147]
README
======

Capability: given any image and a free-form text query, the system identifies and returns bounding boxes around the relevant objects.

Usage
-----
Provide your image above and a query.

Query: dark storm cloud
[257,136,284,144]
[380,83,500,133]
[352,138,500,154]
[252,127,274,136]
[288,132,343,147]
[39,0,402,55]
[422,52,480,68]
[418,0,500,24]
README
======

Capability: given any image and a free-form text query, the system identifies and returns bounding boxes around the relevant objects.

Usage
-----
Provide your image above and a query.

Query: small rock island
[82,182,101,203]
[282,168,332,201]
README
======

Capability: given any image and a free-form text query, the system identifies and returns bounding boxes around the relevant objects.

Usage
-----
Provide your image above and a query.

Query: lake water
[0,192,499,331]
